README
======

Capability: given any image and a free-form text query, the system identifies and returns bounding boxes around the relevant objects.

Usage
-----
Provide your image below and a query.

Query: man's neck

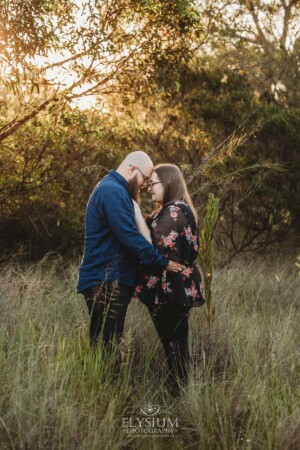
[116,167,129,182]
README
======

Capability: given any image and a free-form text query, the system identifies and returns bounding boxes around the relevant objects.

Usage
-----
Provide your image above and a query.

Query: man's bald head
[117,151,154,190]
[121,151,153,176]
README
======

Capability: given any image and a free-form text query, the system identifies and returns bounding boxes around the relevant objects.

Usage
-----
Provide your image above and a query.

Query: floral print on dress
[150,208,162,231]
[135,284,142,294]
[185,280,200,300]
[181,225,199,251]
[162,281,172,293]
[151,219,158,230]
[146,275,160,288]
[159,230,178,250]
[135,201,205,308]
[182,266,194,278]
[168,205,180,221]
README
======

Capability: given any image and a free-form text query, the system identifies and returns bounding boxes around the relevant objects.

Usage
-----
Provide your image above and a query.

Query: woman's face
[148,171,164,204]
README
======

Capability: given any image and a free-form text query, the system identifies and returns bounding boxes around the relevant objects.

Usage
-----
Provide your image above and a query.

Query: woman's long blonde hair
[154,164,198,223]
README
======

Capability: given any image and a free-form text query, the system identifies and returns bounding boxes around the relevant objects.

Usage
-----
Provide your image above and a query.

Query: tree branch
[38,51,87,71]
[66,45,143,99]
[0,96,57,143]
[281,0,298,50]
[244,0,269,48]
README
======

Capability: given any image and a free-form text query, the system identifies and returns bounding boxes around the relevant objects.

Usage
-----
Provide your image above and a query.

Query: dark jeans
[83,281,133,348]
[147,303,191,389]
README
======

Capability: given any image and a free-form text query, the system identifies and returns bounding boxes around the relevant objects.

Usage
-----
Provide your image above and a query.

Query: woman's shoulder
[164,200,190,209]
[149,201,195,225]
[153,202,189,226]
[164,201,198,230]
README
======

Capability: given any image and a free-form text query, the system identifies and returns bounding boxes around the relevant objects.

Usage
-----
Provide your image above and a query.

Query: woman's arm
[133,200,152,243]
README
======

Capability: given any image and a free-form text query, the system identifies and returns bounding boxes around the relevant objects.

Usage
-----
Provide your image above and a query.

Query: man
[77,151,184,349]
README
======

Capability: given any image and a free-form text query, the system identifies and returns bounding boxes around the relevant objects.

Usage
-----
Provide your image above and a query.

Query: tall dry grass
[0,255,299,449]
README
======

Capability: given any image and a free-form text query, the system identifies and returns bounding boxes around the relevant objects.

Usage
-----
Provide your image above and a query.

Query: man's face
[135,166,151,189]
[127,163,153,202]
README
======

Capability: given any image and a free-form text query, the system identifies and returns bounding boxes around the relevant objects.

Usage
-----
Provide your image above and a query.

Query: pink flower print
[163,237,173,247]
[185,281,199,300]
[162,281,172,293]
[161,231,178,249]
[184,226,193,242]
[170,211,178,220]
[151,219,158,229]
[146,275,158,288]
[191,281,200,299]
[184,226,198,248]
[135,285,142,294]
[169,230,178,241]
[185,287,192,297]
[182,267,193,278]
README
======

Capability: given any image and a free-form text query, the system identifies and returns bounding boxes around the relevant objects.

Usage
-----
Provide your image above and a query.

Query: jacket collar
[109,169,128,189]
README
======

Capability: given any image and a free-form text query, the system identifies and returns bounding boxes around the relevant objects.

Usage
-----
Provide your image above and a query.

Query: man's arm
[101,188,184,272]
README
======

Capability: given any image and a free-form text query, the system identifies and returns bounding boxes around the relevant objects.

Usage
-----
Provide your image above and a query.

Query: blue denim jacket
[77,170,168,292]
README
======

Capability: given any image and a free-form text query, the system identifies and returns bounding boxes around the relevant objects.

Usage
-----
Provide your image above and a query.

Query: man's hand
[166,260,186,273]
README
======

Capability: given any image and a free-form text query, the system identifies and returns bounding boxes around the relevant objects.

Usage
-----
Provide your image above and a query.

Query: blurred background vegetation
[1,0,299,262]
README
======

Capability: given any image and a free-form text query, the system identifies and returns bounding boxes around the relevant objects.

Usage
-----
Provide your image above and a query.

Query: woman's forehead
[151,171,160,181]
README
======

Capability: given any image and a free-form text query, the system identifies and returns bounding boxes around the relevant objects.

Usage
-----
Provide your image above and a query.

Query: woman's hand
[166,260,185,273]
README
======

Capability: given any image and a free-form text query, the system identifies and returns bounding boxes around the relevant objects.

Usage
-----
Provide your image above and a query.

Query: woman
[133,164,205,391]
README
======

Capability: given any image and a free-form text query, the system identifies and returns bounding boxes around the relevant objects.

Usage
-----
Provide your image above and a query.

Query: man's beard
[127,174,141,203]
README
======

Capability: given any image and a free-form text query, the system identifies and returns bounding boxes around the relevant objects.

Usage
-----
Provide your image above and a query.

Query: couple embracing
[77,151,204,391]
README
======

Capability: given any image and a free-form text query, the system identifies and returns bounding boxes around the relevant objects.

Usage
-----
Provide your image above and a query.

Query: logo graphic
[140,404,160,416]
[122,402,179,437]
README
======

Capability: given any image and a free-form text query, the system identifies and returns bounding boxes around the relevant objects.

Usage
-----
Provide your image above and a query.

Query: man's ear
[129,164,136,175]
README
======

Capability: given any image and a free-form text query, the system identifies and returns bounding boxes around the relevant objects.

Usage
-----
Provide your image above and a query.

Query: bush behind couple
[77,151,204,393]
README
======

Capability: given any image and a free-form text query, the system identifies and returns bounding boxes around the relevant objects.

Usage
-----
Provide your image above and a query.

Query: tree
[197,0,300,107]
[101,57,300,261]
[0,0,201,142]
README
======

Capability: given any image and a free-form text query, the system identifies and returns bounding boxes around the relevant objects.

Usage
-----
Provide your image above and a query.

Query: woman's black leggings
[147,303,191,386]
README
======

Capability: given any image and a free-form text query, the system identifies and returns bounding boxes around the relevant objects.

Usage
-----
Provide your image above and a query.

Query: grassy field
[0,255,299,450]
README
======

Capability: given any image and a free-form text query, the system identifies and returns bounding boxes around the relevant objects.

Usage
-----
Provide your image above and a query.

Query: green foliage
[0,1,300,260]
[105,59,300,260]
[0,0,201,141]
[0,257,299,448]
[0,104,123,258]
[198,1,300,107]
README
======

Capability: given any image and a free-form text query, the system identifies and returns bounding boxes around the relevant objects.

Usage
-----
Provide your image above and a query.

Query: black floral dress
[134,201,205,308]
